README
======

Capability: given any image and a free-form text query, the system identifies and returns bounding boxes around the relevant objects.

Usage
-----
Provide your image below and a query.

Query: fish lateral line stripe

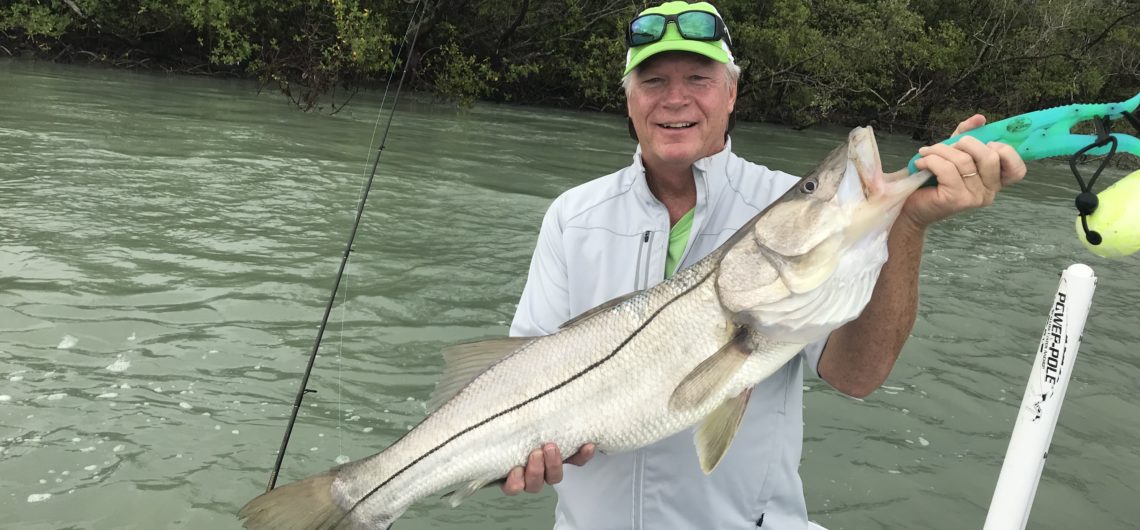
[348,268,717,515]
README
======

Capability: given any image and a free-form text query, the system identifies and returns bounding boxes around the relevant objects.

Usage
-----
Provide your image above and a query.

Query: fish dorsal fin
[669,325,751,411]
[559,291,642,329]
[428,337,534,411]
[694,387,752,474]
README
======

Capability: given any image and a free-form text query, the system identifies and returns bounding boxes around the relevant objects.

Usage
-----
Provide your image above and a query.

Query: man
[503,2,1027,528]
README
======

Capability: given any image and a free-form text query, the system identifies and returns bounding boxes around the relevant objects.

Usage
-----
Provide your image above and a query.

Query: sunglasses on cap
[626,10,732,48]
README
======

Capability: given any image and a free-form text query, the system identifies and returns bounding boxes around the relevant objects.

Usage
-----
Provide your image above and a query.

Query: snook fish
[239,127,929,529]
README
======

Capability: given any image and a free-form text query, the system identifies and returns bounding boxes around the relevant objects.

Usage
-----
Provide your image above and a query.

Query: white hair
[621,60,740,96]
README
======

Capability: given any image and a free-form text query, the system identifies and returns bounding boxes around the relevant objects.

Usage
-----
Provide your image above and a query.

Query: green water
[1,60,1137,530]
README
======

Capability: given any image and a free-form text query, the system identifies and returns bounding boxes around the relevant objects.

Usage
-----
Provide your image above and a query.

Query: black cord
[1069,115,1119,246]
[1121,109,1140,132]
[265,0,426,492]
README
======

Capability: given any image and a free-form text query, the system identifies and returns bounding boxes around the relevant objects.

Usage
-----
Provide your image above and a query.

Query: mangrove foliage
[2,0,1137,136]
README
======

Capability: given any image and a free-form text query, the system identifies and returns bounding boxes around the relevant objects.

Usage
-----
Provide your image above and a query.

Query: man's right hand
[501,443,596,495]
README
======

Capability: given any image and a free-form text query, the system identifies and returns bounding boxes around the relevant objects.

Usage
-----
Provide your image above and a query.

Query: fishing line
[336,244,350,462]
[266,0,426,492]
[333,0,422,459]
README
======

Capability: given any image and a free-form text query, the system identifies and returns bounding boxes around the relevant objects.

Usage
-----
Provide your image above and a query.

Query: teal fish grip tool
[906,92,1140,258]
[907,91,1140,175]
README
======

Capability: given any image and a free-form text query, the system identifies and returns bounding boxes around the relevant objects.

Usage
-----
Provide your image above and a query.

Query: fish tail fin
[239,469,359,530]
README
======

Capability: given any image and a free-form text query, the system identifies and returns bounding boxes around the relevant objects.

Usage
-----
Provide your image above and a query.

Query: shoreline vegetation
[2,0,1137,142]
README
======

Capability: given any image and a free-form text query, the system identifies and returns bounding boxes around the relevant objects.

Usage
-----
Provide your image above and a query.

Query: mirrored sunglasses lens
[677,12,717,39]
[629,15,666,46]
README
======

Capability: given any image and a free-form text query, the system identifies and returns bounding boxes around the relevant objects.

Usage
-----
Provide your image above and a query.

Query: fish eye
[800,178,818,194]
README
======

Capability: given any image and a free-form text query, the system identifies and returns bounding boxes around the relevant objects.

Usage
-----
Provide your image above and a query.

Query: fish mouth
[848,127,886,198]
[850,127,925,205]
[843,127,927,239]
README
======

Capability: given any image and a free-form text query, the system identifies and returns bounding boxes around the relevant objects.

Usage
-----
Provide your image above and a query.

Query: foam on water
[56,335,78,349]
[2,62,1137,530]
[105,356,130,373]
[27,493,51,503]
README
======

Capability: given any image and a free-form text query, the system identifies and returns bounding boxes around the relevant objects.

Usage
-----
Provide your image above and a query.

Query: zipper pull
[643,230,650,242]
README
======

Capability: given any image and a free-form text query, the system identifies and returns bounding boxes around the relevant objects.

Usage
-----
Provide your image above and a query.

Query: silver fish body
[239,127,929,530]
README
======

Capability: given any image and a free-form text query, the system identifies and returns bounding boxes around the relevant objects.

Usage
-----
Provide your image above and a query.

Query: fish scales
[239,127,931,530]
[333,259,756,521]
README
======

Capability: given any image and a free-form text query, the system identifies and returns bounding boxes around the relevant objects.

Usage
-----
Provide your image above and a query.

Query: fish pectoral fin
[668,326,751,411]
[428,337,535,411]
[559,290,642,329]
[694,387,752,474]
[442,477,504,508]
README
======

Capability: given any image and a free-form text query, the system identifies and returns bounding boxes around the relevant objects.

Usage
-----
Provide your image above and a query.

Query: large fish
[239,126,929,529]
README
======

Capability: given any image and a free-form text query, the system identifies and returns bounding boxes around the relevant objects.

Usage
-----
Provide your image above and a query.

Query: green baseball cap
[623,1,735,76]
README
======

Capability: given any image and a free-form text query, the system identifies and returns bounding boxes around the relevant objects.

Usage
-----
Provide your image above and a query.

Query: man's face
[627,52,737,173]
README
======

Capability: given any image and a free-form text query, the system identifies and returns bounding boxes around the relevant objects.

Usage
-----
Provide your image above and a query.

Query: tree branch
[496,0,531,53]
[1080,5,1140,53]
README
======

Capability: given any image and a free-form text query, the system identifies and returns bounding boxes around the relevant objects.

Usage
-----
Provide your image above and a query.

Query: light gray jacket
[510,140,825,530]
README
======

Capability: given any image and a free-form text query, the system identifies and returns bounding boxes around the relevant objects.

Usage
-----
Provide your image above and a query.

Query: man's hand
[501,443,596,495]
[903,114,1028,229]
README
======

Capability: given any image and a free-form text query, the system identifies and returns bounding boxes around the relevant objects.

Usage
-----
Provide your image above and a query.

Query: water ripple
[3,60,1138,530]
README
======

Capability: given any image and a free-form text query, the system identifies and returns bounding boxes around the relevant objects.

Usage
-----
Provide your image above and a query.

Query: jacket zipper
[632,229,652,530]
[633,230,650,290]
[632,448,646,530]
[637,230,652,290]
[642,230,652,289]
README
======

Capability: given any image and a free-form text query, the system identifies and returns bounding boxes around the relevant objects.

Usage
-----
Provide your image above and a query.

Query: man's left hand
[903,114,1028,229]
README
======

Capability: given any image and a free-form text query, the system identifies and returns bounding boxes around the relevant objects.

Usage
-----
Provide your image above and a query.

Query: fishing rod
[907,92,1140,258]
[265,0,427,492]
